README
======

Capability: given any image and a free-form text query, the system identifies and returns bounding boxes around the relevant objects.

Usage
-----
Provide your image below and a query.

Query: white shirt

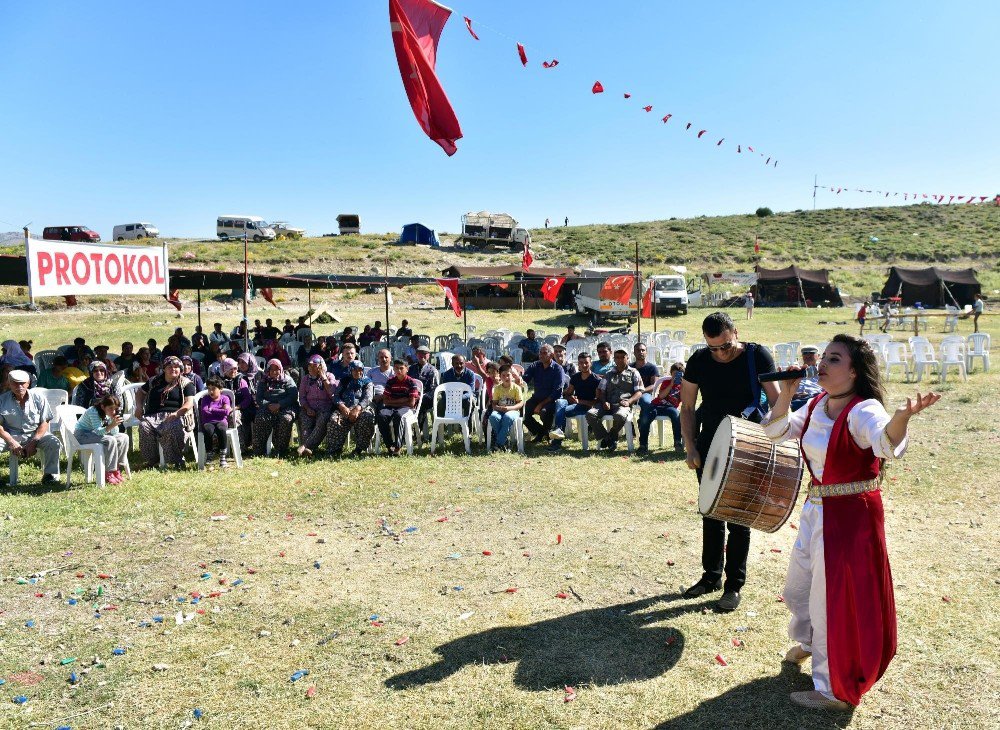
[209,330,229,344]
[763,395,906,482]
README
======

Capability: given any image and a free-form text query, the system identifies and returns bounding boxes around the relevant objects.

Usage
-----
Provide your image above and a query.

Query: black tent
[755,265,843,307]
[881,267,981,307]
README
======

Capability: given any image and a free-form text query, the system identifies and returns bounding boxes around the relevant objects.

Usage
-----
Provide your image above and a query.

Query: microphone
[758,365,818,383]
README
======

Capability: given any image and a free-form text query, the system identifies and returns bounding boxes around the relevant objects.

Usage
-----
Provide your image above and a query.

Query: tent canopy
[881,266,980,307]
[398,223,439,246]
[440,264,576,279]
[754,264,843,307]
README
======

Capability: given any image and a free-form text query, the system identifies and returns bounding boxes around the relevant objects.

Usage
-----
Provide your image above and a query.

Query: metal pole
[462,289,468,342]
[307,283,312,317]
[384,258,390,335]
[23,227,34,308]
[652,280,658,334]
[243,229,249,353]
[813,174,818,210]
[634,241,642,338]
[197,288,202,330]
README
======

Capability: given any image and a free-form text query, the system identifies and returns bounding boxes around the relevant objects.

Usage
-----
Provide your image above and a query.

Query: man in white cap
[0,370,62,484]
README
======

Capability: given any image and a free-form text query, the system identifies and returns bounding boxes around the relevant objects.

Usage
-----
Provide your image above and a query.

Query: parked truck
[648,274,702,315]
[574,267,638,323]
[461,211,531,250]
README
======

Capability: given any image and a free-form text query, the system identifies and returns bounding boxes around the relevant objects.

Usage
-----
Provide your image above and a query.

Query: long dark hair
[831,334,885,405]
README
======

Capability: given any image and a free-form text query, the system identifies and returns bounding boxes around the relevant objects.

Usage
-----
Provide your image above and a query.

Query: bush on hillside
[755,207,774,218]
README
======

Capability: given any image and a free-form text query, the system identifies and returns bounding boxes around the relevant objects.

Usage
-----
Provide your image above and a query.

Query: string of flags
[820,185,995,204]
[389,0,777,165]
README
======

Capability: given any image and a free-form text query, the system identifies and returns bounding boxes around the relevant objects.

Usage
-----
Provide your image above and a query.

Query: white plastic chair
[120,381,145,448]
[601,410,637,453]
[562,412,591,451]
[429,383,473,455]
[485,407,525,454]
[943,306,959,333]
[196,388,244,469]
[373,381,423,456]
[672,330,687,343]
[773,344,796,368]
[29,387,69,436]
[34,350,58,373]
[939,340,967,383]
[436,351,454,373]
[296,328,314,346]
[284,341,302,362]
[689,343,707,354]
[358,346,377,368]
[254,355,267,370]
[883,342,911,381]
[667,343,690,364]
[966,333,990,372]
[57,405,128,488]
[910,341,941,382]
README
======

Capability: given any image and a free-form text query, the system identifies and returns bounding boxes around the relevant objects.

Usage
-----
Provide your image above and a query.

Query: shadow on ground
[652,662,856,730]
[386,594,709,691]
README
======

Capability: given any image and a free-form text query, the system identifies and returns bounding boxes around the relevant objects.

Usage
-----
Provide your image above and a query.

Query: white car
[271,222,306,239]
[113,222,159,240]
[216,215,276,242]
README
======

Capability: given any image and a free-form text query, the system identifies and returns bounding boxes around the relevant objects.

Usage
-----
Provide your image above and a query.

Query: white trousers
[782,499,835,700]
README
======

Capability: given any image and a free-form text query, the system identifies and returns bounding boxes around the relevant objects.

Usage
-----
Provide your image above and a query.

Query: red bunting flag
[641,281,654,318]
[165,289,182,311]
[643,105,653,112]
[980,196,988,202]
[592,81,604,93]
[436,278,462,317]
[260,287,277,307]
[748,146,754,152]
[737,145,741,153]
[389,0,463,156]
[517,42,527,66]
[462,16,479,39]
[716,138,724,146]
[662,114,672,123]
[623,93,631,99]
[685,122,692,130]
[522,241,534,271]
[542,59,559,68]
[697,130,707,138]
[541,276,565,304]
[766,157,771,165]
[599,275,635,306]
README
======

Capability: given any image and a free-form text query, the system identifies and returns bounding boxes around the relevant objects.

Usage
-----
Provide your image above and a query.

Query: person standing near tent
[544,218,550,229]
[745,290,755,320]
[973,293,984,333]
[564,216,569,227]
[857,301,869,336]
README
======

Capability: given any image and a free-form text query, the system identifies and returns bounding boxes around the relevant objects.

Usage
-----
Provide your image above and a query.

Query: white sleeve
[761,400,809,443]
[848,399,907,459]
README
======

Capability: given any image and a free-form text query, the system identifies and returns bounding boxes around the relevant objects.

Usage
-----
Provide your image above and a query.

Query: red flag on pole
[542,59,559,68]
[541,277,565,304]
[661,114,672,123]
[517,42,527,66]
[599,275,635,306]
[260,288,277,307]
[389,0,463,156]
[623,93,631,99]
[643,105,653,112]
[591,81,604,93]
[697,130,707,138]
[462,16,479,39]
[641,281,654,318]
[521,240,534,271]
[436,278,462,317]
[165,289,182,311]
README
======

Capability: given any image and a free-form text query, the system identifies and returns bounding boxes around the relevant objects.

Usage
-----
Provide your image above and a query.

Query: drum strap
[741,343,767,421]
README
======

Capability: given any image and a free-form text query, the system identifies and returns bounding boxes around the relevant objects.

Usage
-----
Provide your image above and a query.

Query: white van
[216,215,276,242]
[113,222,159,241]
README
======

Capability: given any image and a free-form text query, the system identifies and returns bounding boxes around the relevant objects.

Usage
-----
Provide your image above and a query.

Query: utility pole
[813,174,818,210]
[634,241,642,338]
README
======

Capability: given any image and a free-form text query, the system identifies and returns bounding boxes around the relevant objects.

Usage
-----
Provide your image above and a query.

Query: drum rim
[699,416,738,517]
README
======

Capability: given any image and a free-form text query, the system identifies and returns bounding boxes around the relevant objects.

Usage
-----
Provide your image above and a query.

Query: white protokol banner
[26,237,170,297]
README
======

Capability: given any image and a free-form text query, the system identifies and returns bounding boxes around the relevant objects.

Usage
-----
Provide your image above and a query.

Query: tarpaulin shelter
[881,267,980,307]
[398,223,440,246]
[755,265,843,307]
[439,264,577,309]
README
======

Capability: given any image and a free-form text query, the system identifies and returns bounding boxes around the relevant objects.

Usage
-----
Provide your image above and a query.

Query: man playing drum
[680,312,779,611]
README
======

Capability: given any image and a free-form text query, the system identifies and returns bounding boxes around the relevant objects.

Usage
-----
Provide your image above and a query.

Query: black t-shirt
[261,326,281,342]
[631,361,659,387]
[569,372,601,402]
[142,376,197,415]
[682,343,775,452]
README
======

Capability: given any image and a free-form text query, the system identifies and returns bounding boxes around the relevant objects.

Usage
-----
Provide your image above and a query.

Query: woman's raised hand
[897,391,941,417]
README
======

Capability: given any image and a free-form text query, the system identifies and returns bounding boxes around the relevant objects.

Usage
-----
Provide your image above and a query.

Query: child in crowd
[199,376,233,467]
[487,364,526,451]
[74,394,130,485]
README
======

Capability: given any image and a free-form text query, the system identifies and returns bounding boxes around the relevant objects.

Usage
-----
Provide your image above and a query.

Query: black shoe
[351,447,365,457]
[530,433,546,444]
[546,440,562,452]
[599,438,611,450]
[607,440,617,452]
[683,579,723,599]
[41,473,58,486]
[717,590,741,612]
[635,445,649,455]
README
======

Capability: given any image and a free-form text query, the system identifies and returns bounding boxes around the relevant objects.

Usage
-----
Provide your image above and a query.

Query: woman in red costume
[764,334,939,710]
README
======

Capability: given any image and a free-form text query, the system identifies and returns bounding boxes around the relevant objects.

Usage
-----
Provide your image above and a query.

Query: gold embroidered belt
[807,478,880,504]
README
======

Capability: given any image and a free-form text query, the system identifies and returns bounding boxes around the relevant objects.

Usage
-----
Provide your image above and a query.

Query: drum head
[699,416,734,515]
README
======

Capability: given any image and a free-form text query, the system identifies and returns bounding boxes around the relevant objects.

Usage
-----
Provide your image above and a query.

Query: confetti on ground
[290,669,309,682]
[436,517,449,522]
[458,611,474,621]
[770,548,782,553]
[482,551,493,556]
[715,654,728,666]
[209,514,228,521]
[394,636,410,646]
[505,587,518,593]
[665,635,677,646]
[556,534,562,544]
[555,592,568,599]
[193,708,204,719]
[446,553,461,560]
[564,686,577,702]
[731,638,744,648]
[942,596,952,603]
[306,685,317,698]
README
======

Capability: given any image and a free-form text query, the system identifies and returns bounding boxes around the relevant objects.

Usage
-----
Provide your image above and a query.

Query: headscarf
[306,354,328,386]
[88,360,112,400]
[221,357,239,376]
[264,358,285,384]
[0,340,33,368]
[237,352,259,377]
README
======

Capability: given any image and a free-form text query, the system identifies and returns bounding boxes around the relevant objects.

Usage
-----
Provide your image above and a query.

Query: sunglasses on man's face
[706,340,736,352]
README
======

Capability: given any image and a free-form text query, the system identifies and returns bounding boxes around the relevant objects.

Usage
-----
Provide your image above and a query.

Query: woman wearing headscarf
[0,340,36,377]
[297,354,337,457]
[220,357,253,449]
[252,359,298,457]
[260,340,291,370]
[181,356,205,392]
[133,355,196,469]
[72,360,125,408]
[326,360,376,457]
[237,352,261,390]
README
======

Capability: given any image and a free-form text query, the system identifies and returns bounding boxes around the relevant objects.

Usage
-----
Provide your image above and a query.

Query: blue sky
[1,1,996,239]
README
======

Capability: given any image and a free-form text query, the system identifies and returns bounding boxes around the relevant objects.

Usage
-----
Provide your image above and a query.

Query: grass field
[0,305,997,729]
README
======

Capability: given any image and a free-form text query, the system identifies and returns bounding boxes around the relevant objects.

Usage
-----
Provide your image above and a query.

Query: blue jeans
[638,403,681,448]
[488,409,519,447]
[552,399,591,432]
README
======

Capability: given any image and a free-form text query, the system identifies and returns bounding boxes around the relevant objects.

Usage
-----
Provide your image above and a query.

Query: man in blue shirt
[790,347,823,411]
[518,329,542,364]
[548,352,602,451]
[592,341,614,376]
[521,344,565,443]
[440,354,476,417]
[328,343,357,382]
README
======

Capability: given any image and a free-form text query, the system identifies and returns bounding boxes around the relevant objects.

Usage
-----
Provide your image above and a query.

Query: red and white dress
[764,394,906,705]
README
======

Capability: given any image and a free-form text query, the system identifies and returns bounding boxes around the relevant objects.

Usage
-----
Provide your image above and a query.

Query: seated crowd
[4,315,826,484]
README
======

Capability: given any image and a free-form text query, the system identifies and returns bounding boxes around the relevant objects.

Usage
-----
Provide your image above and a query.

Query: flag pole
[384,257,391,336]
[243,228,250,353]
[652,278,658,334]
[634,241,642,338]
[24,227,35,309]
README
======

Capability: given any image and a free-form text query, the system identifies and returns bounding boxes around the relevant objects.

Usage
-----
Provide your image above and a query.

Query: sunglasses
[706,340,736,352]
